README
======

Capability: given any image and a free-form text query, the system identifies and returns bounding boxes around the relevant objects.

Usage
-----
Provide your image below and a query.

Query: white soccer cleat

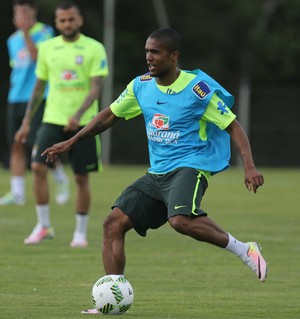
[24,226,55,245]
[70,239,88,248]
[242,242,268,282]
[55,179,70,205]
[0,192,25,206]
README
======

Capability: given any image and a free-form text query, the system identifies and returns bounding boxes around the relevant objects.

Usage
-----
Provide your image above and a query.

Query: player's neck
[62,32,81,43]
[156,68,181,86]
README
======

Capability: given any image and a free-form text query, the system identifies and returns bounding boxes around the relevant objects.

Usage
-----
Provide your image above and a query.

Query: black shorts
[112,167,208,236]
[6,101,45,146]
[32,123,101,174]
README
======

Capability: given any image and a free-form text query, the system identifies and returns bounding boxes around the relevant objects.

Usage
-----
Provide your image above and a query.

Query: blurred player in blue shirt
[1,0,69,206]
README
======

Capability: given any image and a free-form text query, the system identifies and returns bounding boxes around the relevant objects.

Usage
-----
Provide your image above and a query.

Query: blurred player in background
[43,29,267,313]
[16,0,109,247]
[0,0,69,206]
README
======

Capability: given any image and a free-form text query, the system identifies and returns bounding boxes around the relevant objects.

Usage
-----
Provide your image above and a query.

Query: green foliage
[0,165,300,318]
[6,0,300,83]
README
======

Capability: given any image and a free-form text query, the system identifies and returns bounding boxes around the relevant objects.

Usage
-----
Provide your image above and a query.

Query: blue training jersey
[7,22,54,103]
[111,69,235,174]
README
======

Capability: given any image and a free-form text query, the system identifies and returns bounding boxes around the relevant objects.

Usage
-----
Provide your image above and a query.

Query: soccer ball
[91,275,134,315]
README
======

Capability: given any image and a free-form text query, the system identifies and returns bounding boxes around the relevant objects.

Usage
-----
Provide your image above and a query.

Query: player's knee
[103,214,117,236]
[103,207,132,237]
[74,174,88,187]
[31,162,45,175]
[168,215,189,234]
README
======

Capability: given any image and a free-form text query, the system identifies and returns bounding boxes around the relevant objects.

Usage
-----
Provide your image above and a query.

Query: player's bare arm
[14,79,47,144]
[64,76,104,132]
[42,106,120,162]
[226,119,264,193]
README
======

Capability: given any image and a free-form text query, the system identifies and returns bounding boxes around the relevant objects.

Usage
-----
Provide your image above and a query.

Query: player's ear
[78,15,84,28]
[170,50,179,61]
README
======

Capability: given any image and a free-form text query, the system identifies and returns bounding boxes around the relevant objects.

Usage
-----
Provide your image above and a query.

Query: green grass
[0,165,299,318]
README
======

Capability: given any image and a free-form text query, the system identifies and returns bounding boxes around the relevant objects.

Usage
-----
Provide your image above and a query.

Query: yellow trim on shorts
[192,171,202,214]
[191,170,210,215]
[95,135,103,173]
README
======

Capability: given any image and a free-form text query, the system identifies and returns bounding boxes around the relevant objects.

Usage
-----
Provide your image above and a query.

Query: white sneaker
[55,179,70,205]
[0,192,25,206]
[24,226,55,245]
[70,239,88,248]
[242,242,268,282]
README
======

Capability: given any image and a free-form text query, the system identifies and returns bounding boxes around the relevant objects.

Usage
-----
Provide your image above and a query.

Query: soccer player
[1,0,69,206]
[15,0,109,247]
[42,28,267,294]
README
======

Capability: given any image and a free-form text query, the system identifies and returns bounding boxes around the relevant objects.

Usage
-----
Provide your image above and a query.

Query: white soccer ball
[91,275,134,315]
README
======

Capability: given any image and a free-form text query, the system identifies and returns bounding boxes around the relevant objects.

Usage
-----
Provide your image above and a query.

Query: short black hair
[56,0,80,13]
[13,0,36,8]
[148,28,182,53]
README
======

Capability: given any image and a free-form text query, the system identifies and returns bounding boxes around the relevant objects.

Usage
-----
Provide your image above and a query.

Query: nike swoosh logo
[175,205,187,210]
[86,163,96,170]
[258,255,261,279]
[156,101,167,105]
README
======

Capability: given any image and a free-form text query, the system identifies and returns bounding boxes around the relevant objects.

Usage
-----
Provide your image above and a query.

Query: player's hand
[14,122,30,144]
[41,141,72,163]
[13,8,35,31]
[244,167,264,193]
[63,116,80,132]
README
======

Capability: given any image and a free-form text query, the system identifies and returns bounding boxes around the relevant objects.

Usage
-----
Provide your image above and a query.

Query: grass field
[0,165,299,319]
